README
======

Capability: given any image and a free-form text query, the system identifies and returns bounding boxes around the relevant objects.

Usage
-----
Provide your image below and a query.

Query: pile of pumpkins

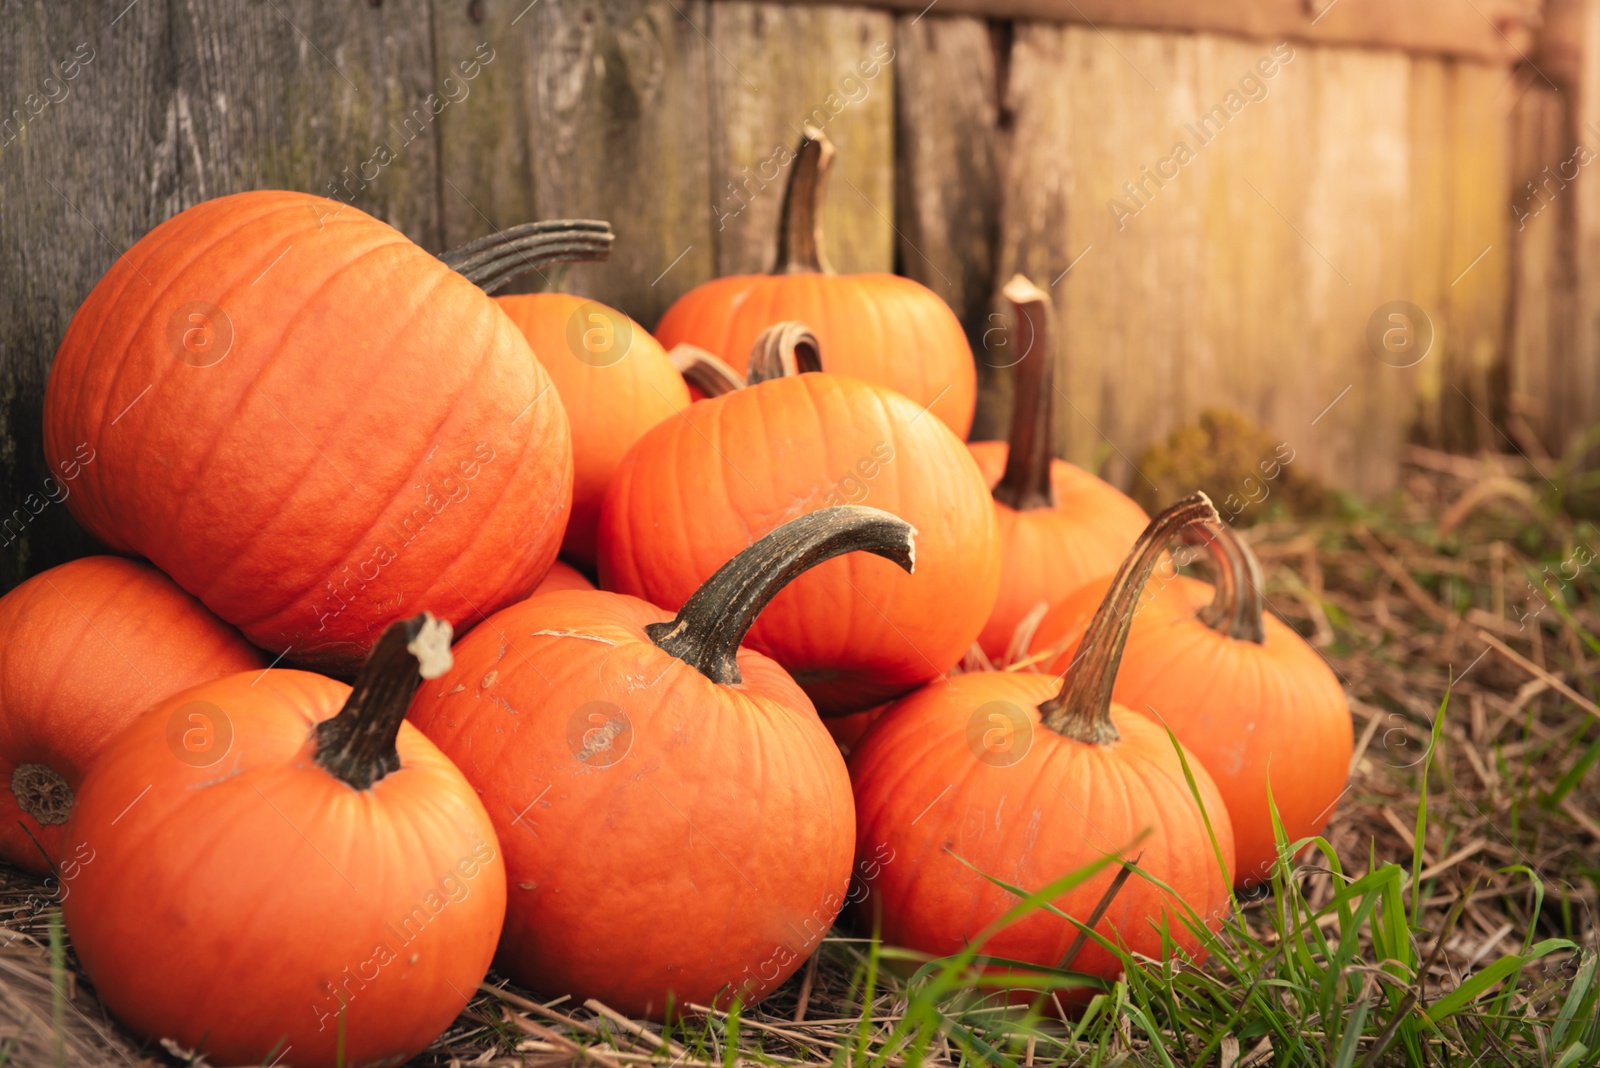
[1,130,1352,1066]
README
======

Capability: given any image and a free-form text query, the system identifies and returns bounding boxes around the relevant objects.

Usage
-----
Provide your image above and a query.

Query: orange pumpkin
[1030,521,1351,886]
[597,328,1000,714]
[41,193,611,674]
[654,128,976,438]
[496,293,689,569]
[850,495,1234,990]
[410,507,914,1018]
[533,559,597,595]
[63,615,504,1067]
[0,556,263,874]
[969,276,1148,661]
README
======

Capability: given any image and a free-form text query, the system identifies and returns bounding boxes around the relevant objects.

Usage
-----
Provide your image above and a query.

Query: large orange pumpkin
[850,495,1234,991]
[496,293,689,569]
[42,193,610,674]
[1030,521,1351,886]
[654,128,976,438]
[0,556,263,874]
[597,335,1000,714]
[968,276,1148,662]
[410,507,914,1018]
[63,615,504,1067]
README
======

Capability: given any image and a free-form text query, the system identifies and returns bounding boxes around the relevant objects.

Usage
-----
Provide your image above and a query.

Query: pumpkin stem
[772,127,834,275]
[1192,522,1268,644]
[440,220,615,294]
[313,613,454,789]
[12,764,73,826]
[1039,494,1219,743]
[669,343,747,397]
[992,274,1057,512]
[746,321,823,384]
[645,507,915,685]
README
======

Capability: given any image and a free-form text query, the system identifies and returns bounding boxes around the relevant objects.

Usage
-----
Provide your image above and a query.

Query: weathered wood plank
[175,0,441,246]
[893,14,1002,437]
[1506,78,1576,458]
[0,4,174,587]
[433,0,539,263]
[709,1,896,277]
[526,0,716,324]
[770,0,1542,66]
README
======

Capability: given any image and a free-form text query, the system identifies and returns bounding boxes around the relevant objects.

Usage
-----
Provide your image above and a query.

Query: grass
[1,444,1599,1065]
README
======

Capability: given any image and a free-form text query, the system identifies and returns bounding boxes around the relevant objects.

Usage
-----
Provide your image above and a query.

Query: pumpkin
[409,507,915,1018]
[42,193,613,674]
[533,559,597,595]
[0,556,263,874]
[495,293,689,570]
[969,275,1149,662]
[62,614,504,1067]
[1030,520,1352,886]
[654,127,976,438]
[849,494,1235,991]
[597,325,1000,714]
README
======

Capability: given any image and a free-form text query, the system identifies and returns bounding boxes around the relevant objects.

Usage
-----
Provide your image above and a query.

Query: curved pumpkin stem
[1192,521,1267,644]
[991,274,1057,512]
[1039,493,1219,743]
[669,343,747,397]
[440,220,615,294]
[646,507,915,685]
[746,321,822,384]
[772,127,834,275]
[313,613,454,789]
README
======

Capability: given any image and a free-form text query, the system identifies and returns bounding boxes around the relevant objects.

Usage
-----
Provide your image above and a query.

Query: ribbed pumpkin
[1030,521,1352,886]
[41,193,612,674]
[969,276,1148,662]
[597,325,1000,714]
[0,556,262,874]
[411,508,913,1018]
[654,128,976,438]
[496,293,689,569]
[850,495,1234,990]
[63,615,504,1067]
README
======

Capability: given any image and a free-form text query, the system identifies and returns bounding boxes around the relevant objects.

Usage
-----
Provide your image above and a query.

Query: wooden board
[772,0,1543,65]
[0,3,173,586]
[892,14,1003,436]
[708,1,897,277]
[524,0,716,324]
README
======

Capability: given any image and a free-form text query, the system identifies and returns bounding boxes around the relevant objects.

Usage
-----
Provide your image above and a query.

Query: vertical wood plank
[0,3,175,585]
[527,0,715,324]
[433,0,539,260]
[892,14,1001,434]
[709,1,896,277]
[1507,79,1576,457]
[174,1,441,246]
[1406,55,1452,446]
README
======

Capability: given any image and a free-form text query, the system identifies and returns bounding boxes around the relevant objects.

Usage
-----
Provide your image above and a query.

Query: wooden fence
[0,0,1589,588]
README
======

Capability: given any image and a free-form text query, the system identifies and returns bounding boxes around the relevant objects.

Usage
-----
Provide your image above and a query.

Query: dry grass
[2,445,1597,1066]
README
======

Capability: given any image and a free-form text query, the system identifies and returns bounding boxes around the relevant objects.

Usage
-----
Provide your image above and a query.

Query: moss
[1134,408,1332,524]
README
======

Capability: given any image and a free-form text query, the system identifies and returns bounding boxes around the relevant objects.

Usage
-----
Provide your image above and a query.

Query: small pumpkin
[63,614,504,1067]
[654,127,977,438]
[597,324,1000,714]
[43,194,612,674]
[0,556,263,874]
[850,494,1235,989]
[1030,520,1352,886]
[496,293,690,569]
[968,275,1149,662]
[410,507,915,1018]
